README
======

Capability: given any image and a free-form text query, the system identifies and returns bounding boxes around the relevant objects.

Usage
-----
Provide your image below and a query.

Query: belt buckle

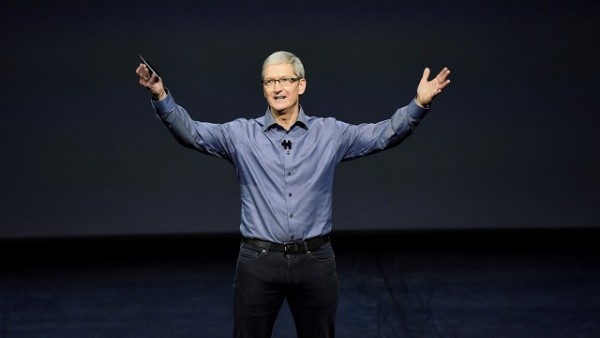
[283,242,300,253]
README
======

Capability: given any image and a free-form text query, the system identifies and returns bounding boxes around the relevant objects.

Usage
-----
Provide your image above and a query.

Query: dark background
[1,0,598,238]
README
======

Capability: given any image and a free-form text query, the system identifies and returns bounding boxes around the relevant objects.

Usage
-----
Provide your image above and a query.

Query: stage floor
[1,229,599,337]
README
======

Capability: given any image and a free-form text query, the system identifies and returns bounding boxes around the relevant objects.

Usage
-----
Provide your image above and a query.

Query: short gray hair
[261,51,305,79]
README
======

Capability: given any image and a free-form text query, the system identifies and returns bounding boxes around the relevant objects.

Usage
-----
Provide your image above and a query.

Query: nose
[273,80,284,91]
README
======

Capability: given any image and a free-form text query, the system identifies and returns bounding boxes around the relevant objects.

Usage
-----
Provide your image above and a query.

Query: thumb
[421,67,431,82]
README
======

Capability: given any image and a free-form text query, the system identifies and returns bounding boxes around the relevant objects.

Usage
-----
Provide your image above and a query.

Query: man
[136,51,450,338]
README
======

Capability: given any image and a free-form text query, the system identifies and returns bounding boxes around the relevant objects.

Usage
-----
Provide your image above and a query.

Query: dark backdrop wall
[1,0,598,238]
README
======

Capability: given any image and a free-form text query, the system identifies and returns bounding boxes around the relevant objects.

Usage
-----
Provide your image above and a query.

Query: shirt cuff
[151,88,176,119]
[407,97,429,120]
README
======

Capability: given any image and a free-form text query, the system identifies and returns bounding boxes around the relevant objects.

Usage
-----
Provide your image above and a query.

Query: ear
[298,78,307,95]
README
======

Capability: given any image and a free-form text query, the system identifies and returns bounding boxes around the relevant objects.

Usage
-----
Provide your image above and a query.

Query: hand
[136,64,166,101]
[416,67,451,107]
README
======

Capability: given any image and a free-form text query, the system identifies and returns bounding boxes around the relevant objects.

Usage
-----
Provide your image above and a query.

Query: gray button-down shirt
[153,91,428,243]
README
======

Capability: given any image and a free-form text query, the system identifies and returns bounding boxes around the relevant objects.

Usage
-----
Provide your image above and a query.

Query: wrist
[415,95,431,109]
[153,89,167,101]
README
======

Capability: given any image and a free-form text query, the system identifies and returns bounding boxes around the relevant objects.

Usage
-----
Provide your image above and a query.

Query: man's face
[263,63,306,115]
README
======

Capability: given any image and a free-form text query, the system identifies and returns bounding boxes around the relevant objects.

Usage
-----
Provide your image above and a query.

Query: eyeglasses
[263,77,301,88]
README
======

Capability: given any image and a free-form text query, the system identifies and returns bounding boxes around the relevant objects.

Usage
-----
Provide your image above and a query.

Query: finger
[438,68,451,84]
[439,79,451,90]
[422,67,431,81]
[435,67,446,79]
[149,73,161,84]
[139,77,150,87]
[136,64,145,76]
[137,64,152,80]
[435,79,451,93]
[137,68,154,87]
[437,67,451,82]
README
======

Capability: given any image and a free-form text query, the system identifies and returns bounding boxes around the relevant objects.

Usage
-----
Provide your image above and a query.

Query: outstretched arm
[416,67,451,107]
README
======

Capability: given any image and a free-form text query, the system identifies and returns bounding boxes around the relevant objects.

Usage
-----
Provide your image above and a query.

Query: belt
[242,236,330,254]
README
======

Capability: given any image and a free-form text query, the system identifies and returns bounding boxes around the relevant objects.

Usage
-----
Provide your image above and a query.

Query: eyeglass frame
[262,77,302,88]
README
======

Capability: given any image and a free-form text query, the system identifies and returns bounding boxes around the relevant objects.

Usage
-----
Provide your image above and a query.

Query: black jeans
[233,240,338,338]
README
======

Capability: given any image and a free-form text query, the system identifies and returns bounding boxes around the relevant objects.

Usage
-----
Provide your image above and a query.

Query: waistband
[242,236,330,254]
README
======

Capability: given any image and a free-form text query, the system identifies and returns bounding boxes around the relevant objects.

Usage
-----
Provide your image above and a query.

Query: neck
[270,105,299,131]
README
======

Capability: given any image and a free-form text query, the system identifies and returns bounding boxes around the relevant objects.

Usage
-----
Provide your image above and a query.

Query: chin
[271,108,287,115]
[271,104,289,113]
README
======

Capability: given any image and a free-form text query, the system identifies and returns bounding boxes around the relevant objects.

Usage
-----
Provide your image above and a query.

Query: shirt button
[287,172,291,176]
[289,193,292,197]
[290,214,293,218]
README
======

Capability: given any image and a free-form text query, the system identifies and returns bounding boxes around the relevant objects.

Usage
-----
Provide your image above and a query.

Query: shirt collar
[261,106,308,132]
